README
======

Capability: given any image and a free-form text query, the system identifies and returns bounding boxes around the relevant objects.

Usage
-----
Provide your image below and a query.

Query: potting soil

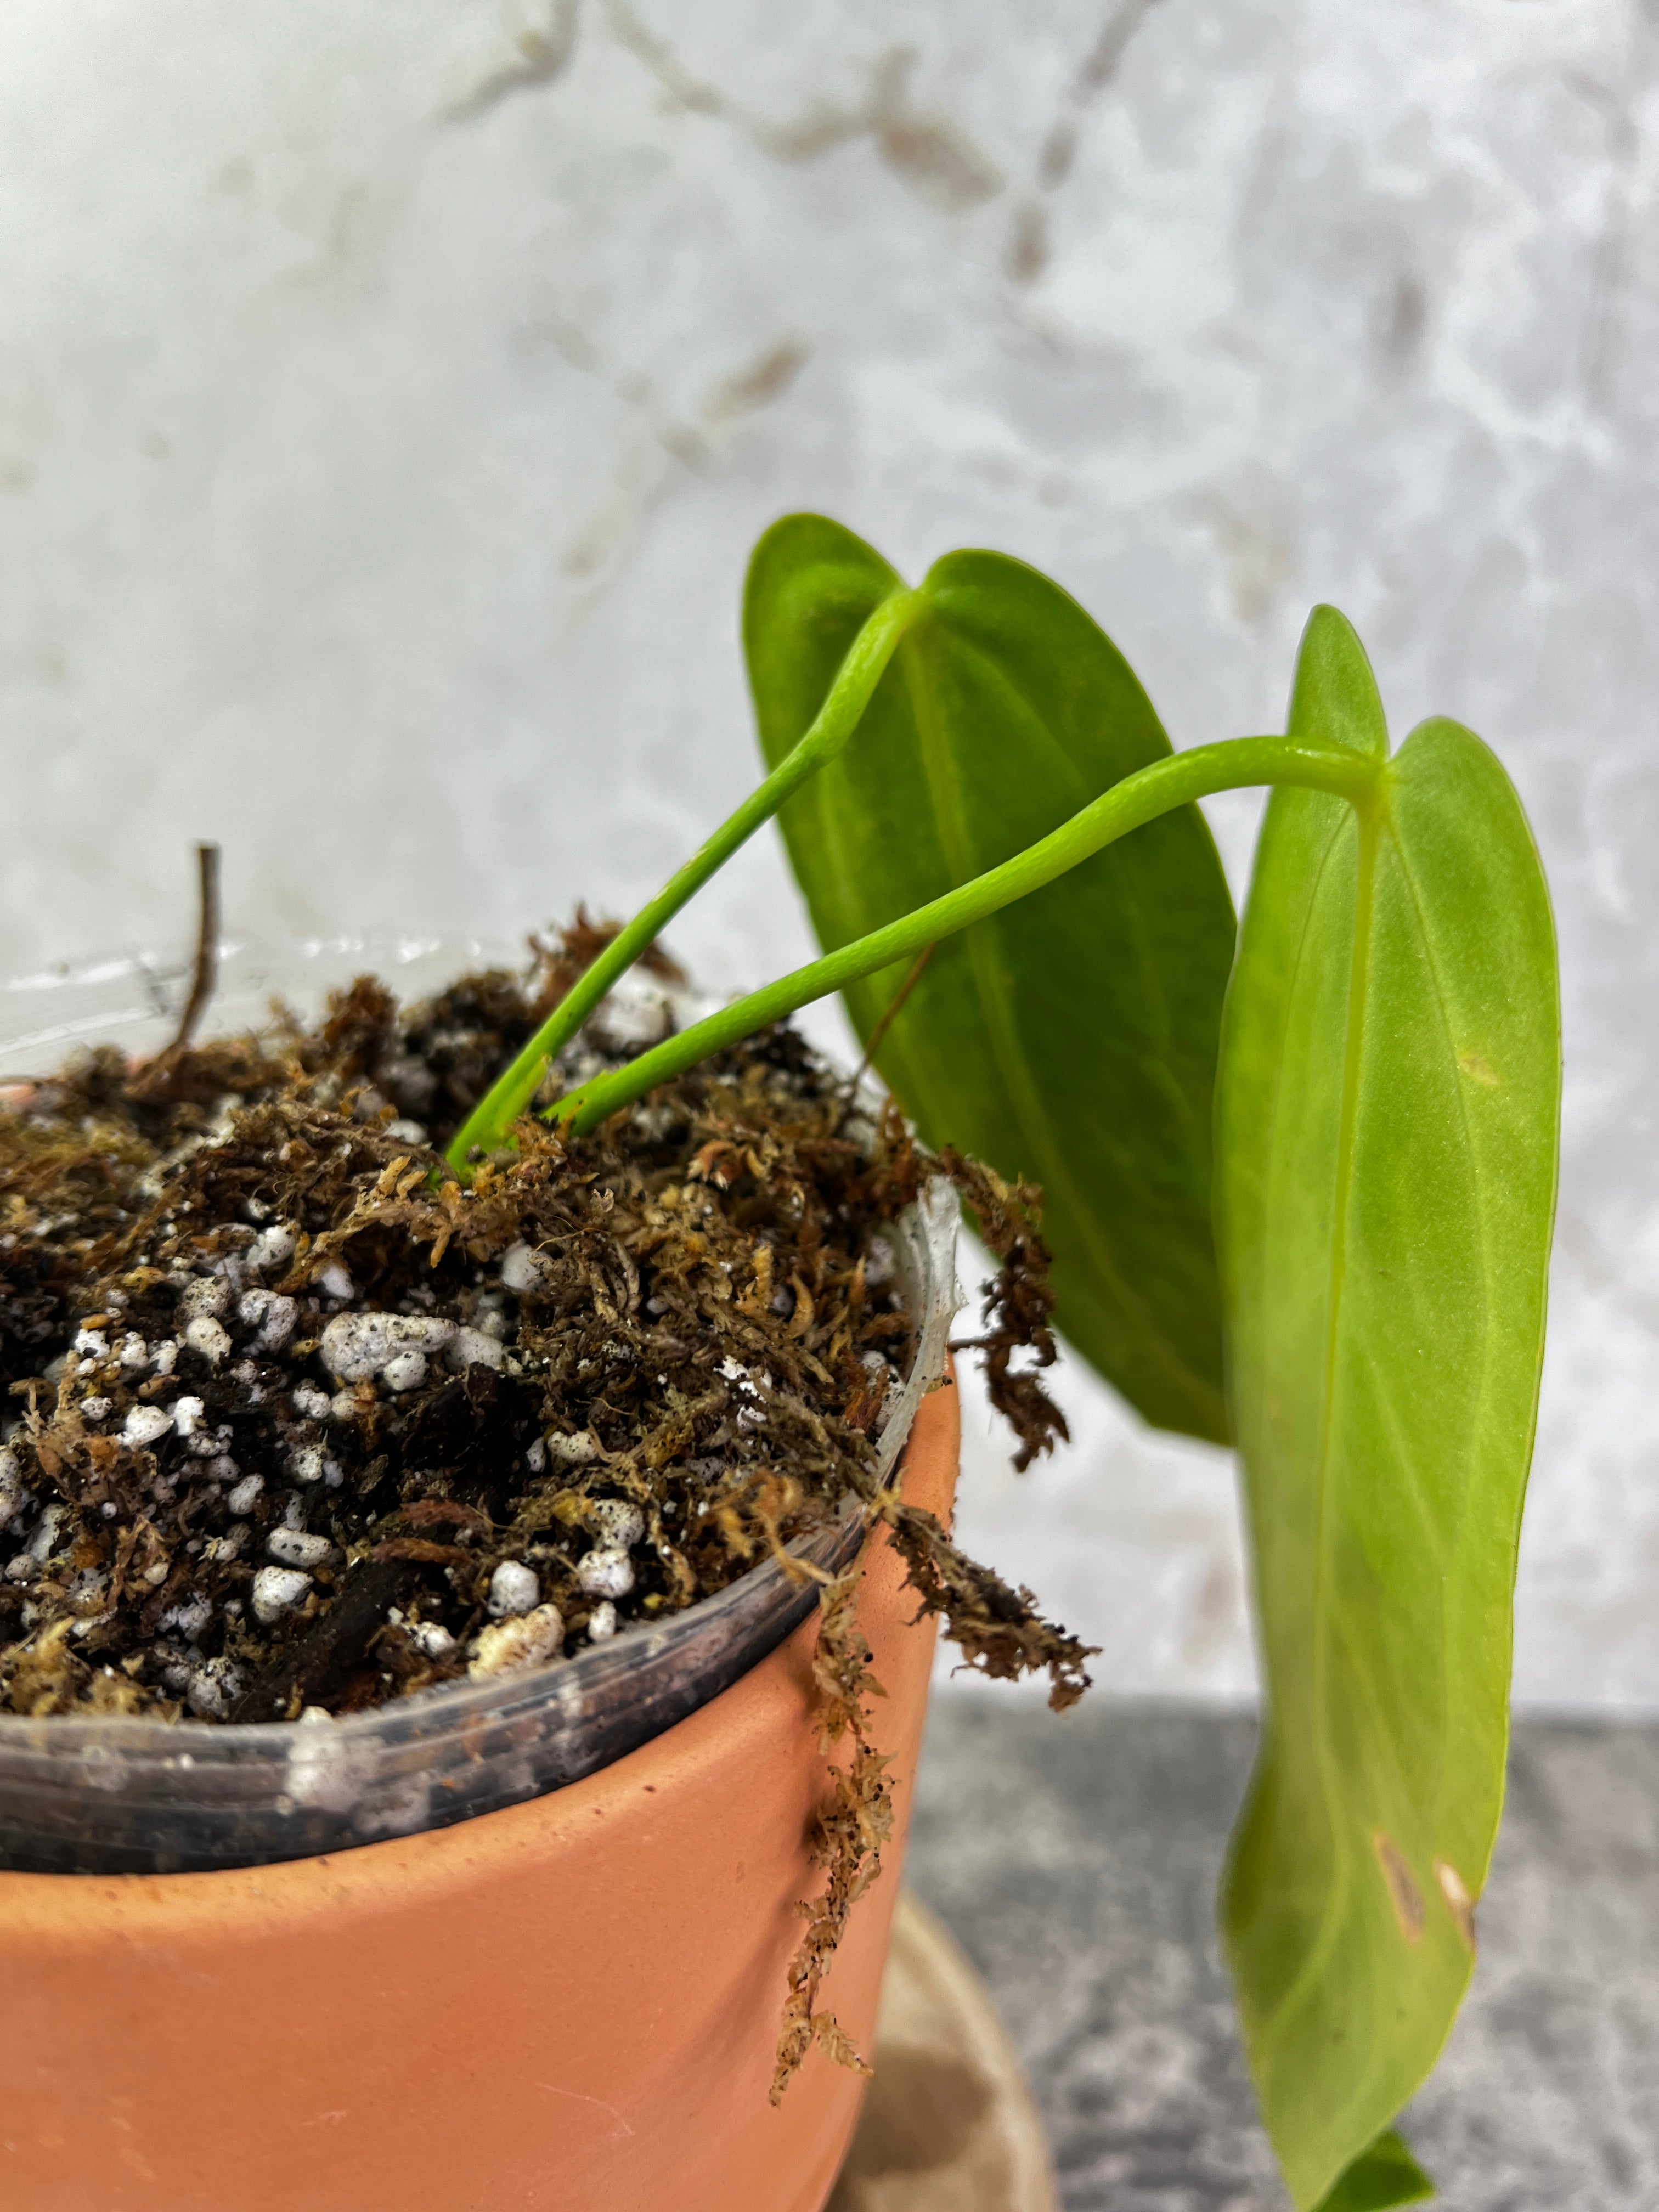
[0,922,1088,1728]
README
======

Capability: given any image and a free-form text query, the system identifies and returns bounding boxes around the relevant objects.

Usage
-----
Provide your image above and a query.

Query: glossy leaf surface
[746,514,1238,1441]
[1216,611,1560,2208]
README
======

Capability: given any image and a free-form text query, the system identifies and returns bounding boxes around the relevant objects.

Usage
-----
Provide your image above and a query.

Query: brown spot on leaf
[1435,1856,1477,1952]
[1374,1831,1425,1943]
[1459,1051,1501,1086]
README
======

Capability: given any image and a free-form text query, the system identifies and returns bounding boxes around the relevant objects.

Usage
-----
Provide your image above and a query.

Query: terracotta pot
[0,1372,960,2212]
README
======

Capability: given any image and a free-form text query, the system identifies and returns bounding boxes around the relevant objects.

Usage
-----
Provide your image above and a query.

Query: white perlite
[467,1603,564,1680]
[185,1655,243,1719]
[445,1326,505,1373]
[544,1430,602,1466]
[121,1404,173,1450]
[9,1504,63,1579]
[0,1450,29,1531]
[588,1498,644,1551]
[160,1594,212,1641]
[380,1351,428,1393]
[238,1288,297,1351]
[487,1561,539,1618]
[586,1601,618,1643]
[246,1223,297,1273]
[267,1528,334,1569]
[176,1277,229,1322]
[251,1565,313,1624]
[575,1547,635,1601]
[171,1395,207,1440]
[499,1242,552,1294]
[290,1444,328,1486]
[320,1311,456,1384]
[184,1315,230,1366]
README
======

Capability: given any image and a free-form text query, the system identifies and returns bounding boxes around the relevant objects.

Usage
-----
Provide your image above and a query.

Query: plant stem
[446,584,926,1169]
[552,736,1377,1134]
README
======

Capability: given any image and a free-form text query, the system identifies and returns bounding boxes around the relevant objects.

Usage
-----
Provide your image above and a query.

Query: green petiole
[446,583,926,1171]
[549,733,1378,1135]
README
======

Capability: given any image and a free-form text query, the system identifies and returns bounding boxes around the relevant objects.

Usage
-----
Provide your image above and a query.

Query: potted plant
[0,513,1558,2212]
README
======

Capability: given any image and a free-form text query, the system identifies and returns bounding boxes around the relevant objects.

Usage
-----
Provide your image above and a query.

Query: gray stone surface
[905,1690,1659,2209]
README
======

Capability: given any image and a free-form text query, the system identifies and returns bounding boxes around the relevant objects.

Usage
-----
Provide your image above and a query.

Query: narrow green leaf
[1315,2130,1435,2211]
[746,514,1238,1442]
[1216,608,1560,2208]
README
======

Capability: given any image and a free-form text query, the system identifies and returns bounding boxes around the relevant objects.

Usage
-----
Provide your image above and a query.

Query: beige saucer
[828,1890,1057,2212]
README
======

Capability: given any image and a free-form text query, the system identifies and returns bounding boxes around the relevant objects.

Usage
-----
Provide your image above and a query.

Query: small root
[771,1554,893,2102]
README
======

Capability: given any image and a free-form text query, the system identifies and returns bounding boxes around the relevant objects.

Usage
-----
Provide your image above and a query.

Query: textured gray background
[907,1695,1659,2210]
[2,1,1656,1707]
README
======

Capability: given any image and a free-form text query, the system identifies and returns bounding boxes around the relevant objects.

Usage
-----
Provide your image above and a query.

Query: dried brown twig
[169,843,222,1055]
[850,943,935,1091]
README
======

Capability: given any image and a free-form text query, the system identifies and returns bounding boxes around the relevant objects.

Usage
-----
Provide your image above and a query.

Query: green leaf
[1216,608,1560,2208]
[1315,2130,1436,2210]
[745,514,1238,1442]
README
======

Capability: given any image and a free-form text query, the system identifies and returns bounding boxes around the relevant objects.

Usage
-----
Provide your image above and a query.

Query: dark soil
[0,922,1088,1726]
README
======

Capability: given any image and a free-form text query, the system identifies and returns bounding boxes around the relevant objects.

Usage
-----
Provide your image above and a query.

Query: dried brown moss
[766,1152,1089,2094]
[882,1500,1092,1711]
[937,1148,1069,1474]
[770,1557,892,2099]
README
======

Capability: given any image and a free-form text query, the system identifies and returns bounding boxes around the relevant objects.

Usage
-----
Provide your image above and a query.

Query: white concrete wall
[2,0,1654,1709]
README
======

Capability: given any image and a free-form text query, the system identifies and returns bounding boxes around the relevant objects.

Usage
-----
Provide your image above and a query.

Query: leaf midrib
[1257,785,1485,2077]
[1254,795,1375,2066]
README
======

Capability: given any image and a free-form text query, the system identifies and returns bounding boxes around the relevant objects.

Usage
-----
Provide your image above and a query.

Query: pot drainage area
[904,1695,1658,2212]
